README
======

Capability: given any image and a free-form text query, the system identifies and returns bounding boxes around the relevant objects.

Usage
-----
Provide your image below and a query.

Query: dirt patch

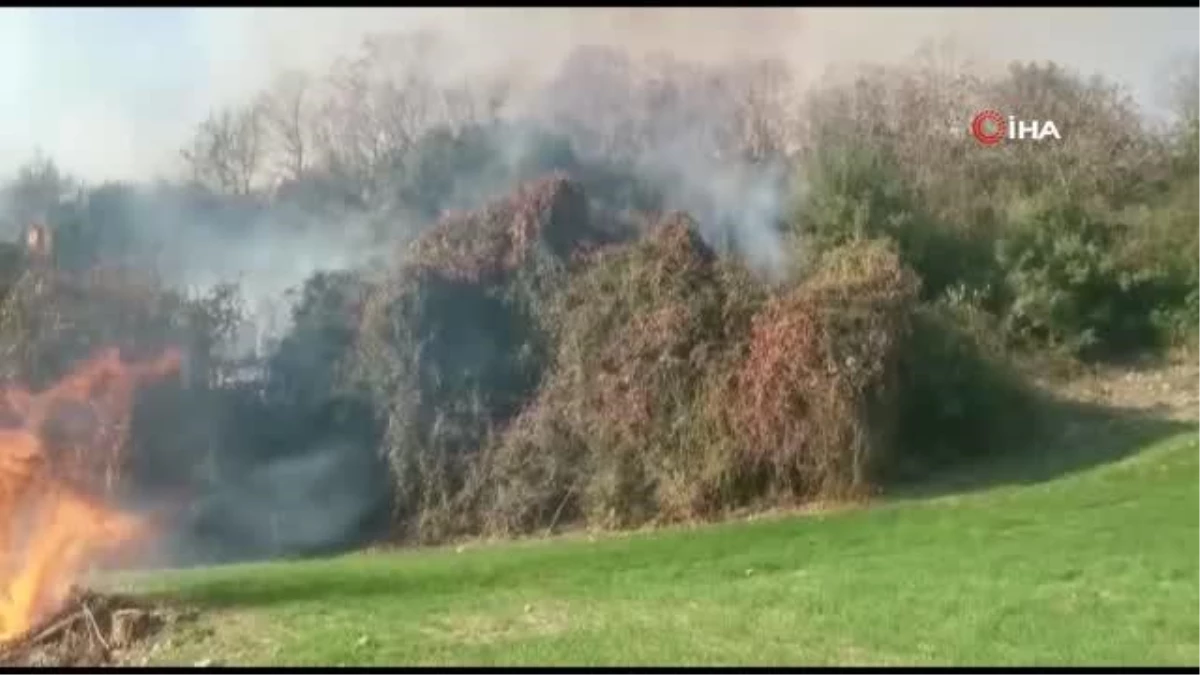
[1037,356,1199,422]
[0,587,191,667]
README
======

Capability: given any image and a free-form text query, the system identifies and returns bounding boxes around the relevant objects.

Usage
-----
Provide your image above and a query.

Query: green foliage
[793,55,1196,361]
[996,195,1129,356]
[0,265,238,389]
[1146,102,1200,348]
[385,123,583,221]
[891,290,1041,478]
[795,139,994,300]
[267,271,370,410]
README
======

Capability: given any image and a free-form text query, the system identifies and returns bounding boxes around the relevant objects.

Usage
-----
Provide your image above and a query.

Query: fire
[0,347,181,641]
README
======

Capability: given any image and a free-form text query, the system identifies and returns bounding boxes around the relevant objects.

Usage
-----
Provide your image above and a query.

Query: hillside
[113,428,1198,667]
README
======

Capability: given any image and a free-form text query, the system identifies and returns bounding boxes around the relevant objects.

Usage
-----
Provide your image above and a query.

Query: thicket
[1,39,1194,551]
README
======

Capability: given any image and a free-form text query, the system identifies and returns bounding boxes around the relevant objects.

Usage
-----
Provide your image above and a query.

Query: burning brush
[0,347,181,651]
[0,586,175,667]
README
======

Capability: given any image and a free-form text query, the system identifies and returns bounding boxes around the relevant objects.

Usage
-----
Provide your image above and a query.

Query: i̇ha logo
[970,110,1061,146]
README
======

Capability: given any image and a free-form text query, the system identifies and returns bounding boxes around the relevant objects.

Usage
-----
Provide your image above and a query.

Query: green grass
[122,431,1199,667]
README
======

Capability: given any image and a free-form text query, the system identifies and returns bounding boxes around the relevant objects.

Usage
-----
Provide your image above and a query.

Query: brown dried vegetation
[342,174,941,542]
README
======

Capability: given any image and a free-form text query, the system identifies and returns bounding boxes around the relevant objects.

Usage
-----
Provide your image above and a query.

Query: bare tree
[305,30,509,209]
[725,58,801,163]
[537,46,639,161]
[314,51,387,205]
[1159,49,1199,125]
[261,70,315,184]
[1157,50,1199,170]
[2,153,78,226]
[182,102,269,196]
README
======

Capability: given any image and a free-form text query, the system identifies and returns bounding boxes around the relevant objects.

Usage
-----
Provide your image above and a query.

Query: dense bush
[726,239,920,500]
[793,55,1196,360]
[480,216,764,533]
[890,290,1040,478]
[794,137,994,301]
[996,195,1141,357]
[0,264,238,389]
[266,271,370,411]
[476,233,935,537]
[1136,109,1200,349]
[347,176,595,542]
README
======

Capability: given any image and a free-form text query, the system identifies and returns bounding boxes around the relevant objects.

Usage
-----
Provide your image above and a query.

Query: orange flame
[0,347,181,640]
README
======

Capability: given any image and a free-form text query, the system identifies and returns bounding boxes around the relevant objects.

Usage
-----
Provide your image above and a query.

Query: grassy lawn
[120,431,1199,667]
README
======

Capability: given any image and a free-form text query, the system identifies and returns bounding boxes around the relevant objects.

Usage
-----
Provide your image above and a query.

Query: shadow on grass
[143,576,398,612]
[141,556,519,612]
[891,396,1195,501]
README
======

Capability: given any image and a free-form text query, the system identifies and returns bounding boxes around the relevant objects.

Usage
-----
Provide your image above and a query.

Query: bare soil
[1034,352,1199,422]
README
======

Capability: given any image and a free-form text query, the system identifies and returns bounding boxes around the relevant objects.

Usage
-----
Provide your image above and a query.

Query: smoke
[68,9,1200,279]
[130,191,387,357]
[123,365,389,568]
[14,182,386,361]
[6,8,1195,182]
[674,160,791,281]
[163,440,389,565]
[130,443,389,568]
[189,9,1197,103]
[5,8,1195,284]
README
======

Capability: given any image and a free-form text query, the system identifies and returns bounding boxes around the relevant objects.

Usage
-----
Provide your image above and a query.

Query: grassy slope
[123,431,1199,667]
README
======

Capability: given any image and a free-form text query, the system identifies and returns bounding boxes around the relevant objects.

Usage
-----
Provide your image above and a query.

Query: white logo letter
[1038,121,1062,140]
[1016,119,1041,139]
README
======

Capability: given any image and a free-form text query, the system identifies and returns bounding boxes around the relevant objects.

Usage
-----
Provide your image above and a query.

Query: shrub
[348,175,594,542]
[792,108,996,302]
[266,271,370,411]
[481,233,925,535]
[995,189,1196,359]
[1121,139,1200,350]
[889,288,1041,479]
[0,265,236,389]
[480,216,760,532]
[724,238,920,499]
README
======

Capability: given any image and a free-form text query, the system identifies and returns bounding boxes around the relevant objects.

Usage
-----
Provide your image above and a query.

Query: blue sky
[1,8,1196,183]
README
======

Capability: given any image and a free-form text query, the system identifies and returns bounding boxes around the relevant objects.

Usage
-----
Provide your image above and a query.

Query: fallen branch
[81,601,110,653]
[23,610,83,647]
[544,485,578,535]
